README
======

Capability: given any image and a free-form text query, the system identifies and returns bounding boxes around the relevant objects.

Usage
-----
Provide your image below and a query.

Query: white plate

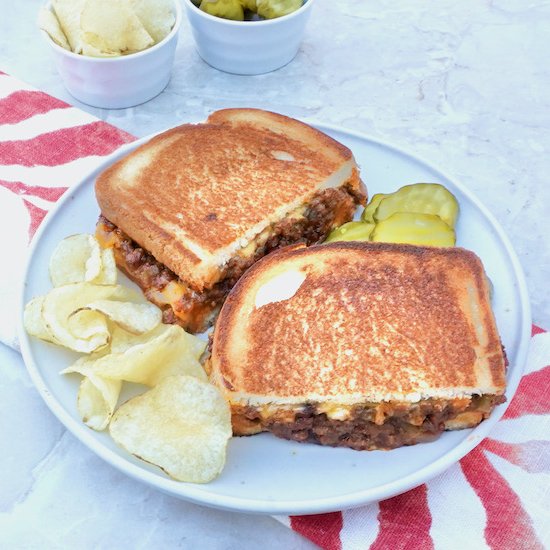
[18,123,531,515]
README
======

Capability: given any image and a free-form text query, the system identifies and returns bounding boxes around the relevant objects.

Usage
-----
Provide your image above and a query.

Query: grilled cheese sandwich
[206,242,507,450]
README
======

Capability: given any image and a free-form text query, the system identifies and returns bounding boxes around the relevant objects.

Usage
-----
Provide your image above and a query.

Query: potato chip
[41,283,123,352]
[81,0,154,55]
[110,375,232,482]
[61,324,205,382]
[77,299,161,334]
[90,324,207,386]
[109,284,145,303]
[130,0,175,43]
[52,0,86,53]
[93,247,117,285]
[23,296,58,344]
[81,42,120,58]
[61,350,109,377]
[108,324,158,354]
[181,328,207,361]
[38,7,71,50]
[67,308,110,342]
[110,322,204,361]
[49,234,102,287]
[78,374,122,431]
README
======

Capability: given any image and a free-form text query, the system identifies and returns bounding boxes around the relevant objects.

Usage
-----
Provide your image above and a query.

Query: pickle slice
[371,212,455,247]
[200,0,244,20]
[326,221,375,243]
[374,183,459,228]
[361,193,387,223]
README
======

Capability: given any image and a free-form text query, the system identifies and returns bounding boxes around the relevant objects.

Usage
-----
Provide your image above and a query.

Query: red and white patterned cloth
[278,325,549,549]
[1,72,548,550]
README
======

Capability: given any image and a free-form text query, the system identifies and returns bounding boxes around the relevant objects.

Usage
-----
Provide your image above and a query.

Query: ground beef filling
[237,395,506,450]
[96,184,362,332]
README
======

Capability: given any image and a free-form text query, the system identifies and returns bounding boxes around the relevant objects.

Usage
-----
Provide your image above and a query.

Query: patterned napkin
[1,72,548,550]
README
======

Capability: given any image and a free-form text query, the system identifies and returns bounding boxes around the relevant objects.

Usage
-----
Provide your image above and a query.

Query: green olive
[370,212,455,247]
[374,183,459,228]
[325,221,375,243]
[256,0,303,19]
[200,0,244,20]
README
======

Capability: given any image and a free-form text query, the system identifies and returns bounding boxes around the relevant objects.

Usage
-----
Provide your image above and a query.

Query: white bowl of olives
[184,0,315,75]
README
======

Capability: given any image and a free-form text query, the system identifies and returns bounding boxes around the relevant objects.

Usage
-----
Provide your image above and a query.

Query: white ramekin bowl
[184,0,315,75]
[40,0,182,109]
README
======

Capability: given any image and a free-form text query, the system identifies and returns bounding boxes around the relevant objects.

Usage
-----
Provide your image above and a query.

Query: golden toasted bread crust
[210,242,507,403]
[207,108,354,164]
[95,109,362,290]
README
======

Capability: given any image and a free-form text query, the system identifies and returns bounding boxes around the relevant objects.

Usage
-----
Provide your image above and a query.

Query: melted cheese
[315,404,353,421]
[96,221,190,319]
[147,280,186,306]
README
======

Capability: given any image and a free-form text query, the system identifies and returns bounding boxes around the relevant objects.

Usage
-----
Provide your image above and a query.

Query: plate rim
[17,121,532,515]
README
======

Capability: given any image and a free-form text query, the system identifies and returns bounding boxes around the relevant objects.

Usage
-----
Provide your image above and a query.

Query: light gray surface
[1,0,549,548]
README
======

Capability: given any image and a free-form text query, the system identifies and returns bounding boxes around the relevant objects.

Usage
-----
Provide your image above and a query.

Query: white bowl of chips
[39,0,181,109]
[184,0,315,75]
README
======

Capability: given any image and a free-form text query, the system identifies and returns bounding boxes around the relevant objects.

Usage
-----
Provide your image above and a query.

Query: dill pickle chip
[200,0,244,20]
[374,183,459,228]
[371,212,455,247]
[361,193,388,223]
[326,221,374,243]
[256,0,302,19]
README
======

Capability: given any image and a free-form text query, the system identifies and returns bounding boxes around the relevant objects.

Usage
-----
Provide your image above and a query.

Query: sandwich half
[206,242,507,450]
[95,108,365,333]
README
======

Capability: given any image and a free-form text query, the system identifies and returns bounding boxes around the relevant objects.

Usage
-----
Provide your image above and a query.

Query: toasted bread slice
[207,242,507,449]
[95,109,364,292]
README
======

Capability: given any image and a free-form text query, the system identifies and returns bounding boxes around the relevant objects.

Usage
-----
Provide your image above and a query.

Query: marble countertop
[1,0,549,547]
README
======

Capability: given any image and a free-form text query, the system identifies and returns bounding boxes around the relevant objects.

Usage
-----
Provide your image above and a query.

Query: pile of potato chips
[24,234,231,483]
[38,0,175,57]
